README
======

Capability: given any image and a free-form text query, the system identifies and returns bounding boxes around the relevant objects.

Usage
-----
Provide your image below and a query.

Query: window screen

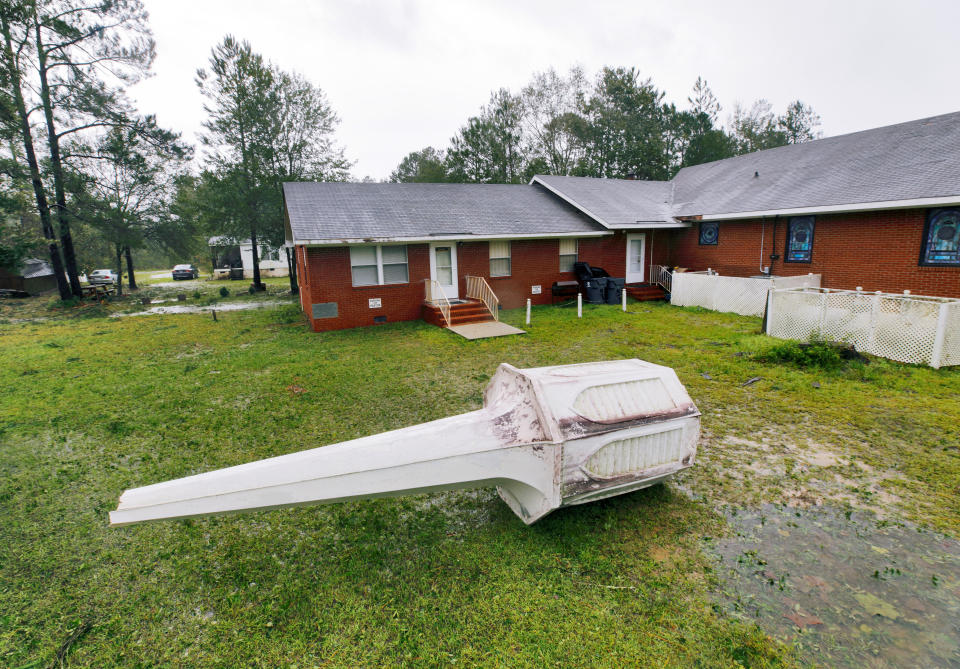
[381,245,409,283]
[559,239,578,272]
[350,246,378,286]
[350,245,408,286]
[489,240,511,277]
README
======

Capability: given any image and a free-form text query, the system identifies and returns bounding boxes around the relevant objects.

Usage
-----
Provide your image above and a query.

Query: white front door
[430,243,459,299]
[626,233,646,284]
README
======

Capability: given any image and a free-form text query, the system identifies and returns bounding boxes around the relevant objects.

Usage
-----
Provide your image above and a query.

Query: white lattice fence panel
[712,276,771,316]
[670,273,712,309]
[767,288,960,367]
[671,273,771,317]
[942,303,960,367]
[772,274,821,290]
[767,290,821,341]
[871,297,940,364]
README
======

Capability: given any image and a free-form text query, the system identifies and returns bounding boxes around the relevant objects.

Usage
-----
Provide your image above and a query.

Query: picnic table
[82,284,115,299]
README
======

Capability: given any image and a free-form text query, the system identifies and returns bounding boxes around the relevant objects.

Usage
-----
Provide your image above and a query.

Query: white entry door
[430,243,459,299]
[625,233,646,284]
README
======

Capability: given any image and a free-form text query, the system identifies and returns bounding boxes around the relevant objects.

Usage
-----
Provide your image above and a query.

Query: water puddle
[708,504,960,667]
[111,301,286,317]
[150,279,203,288]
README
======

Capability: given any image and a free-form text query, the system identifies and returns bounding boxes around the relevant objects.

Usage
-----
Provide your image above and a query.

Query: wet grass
[711,504,960,667]
[1,300,958,667]
[0,274,294,322]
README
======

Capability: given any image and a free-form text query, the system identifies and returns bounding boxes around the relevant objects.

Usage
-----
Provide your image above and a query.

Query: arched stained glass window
[785,216,815,263]
[921,208,960,266]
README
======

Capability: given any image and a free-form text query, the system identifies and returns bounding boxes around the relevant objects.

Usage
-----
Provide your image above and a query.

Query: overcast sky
[130,0,960,180]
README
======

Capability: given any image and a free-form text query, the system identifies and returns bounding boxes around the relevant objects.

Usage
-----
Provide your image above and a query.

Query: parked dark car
[172,264,199,280]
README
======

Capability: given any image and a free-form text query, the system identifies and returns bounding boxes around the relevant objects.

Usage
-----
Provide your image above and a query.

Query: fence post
[867,291,881,354]
[930,302,950,369]
[818,291,828,338]
[577,293,582,319]
[765,289,774,335]
[526,299,531,326]
[622,288,627,312]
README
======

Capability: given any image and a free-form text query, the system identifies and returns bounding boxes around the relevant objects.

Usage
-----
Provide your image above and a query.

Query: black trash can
[585,277,606,304]
[229,267,244,280]
[605,278,625,304]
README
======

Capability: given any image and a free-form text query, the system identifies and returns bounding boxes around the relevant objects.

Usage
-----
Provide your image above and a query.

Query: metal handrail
[424,279,452,327]
[465,275,500,321]
[650,264,672,293]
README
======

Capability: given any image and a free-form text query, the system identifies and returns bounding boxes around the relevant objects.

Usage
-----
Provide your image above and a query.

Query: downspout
[759,219,765,274]
[771,216,779,274]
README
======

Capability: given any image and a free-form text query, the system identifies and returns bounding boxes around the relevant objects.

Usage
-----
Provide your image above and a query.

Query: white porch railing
[650,264,672,293]
[465,275,499,321]
[424,279,452,327]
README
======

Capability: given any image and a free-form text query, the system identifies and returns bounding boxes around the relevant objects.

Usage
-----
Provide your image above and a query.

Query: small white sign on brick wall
[531,285,542,295]
[368,298,382,309]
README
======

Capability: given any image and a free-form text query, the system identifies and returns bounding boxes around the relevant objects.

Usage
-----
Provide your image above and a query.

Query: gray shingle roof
[672,111,960,217]
[283,182,605,243]
[285,112,960,241]
[532,175,675,227]
[21,258,52,279]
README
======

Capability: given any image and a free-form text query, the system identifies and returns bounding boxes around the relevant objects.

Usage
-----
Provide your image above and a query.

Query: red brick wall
[456,236,629,309]
[300,244,431,332]
[297,233,675,331]
[668,209,960,297]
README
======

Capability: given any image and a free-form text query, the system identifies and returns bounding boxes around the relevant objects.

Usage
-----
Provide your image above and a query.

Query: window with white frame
[489,240,511,277]
[559,239,578,272]
[350,245,408,286]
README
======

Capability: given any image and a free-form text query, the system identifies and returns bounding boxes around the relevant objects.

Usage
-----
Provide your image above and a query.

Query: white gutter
[611,221,690,229]
[698,194,960,221]
[294,230,612,247]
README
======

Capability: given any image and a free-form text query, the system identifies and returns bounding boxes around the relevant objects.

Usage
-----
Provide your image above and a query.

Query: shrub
[219,286,230,297]
[192,290,202,300]
[758,338,848,370]
[273,303,305,324]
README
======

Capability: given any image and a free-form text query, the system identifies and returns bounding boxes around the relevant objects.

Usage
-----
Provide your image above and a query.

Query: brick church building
[284,111,960,332]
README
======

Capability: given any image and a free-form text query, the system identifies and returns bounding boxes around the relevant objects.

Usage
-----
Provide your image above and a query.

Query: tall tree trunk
[285,245,298,294]
[0,14,70,299]
[124,245,137,290]
[34,17,82,297]
[249,229,263,290]
[115,244,123,296]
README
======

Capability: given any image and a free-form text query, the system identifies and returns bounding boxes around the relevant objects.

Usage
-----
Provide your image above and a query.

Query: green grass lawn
[1,298,957,667]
